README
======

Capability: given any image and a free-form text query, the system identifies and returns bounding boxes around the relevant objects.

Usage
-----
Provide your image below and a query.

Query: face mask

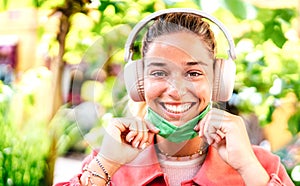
[145,104,211,143]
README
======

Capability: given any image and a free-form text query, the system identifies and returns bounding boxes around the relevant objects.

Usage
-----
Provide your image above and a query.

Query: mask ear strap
[124,8,236,63]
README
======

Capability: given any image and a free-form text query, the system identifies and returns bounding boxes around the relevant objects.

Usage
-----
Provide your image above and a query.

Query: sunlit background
[0,0,299,185]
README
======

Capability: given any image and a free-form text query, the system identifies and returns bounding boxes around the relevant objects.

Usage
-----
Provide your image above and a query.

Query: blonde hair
[125,99,147,118]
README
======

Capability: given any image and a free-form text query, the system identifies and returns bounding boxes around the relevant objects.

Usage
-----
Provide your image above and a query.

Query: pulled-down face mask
[145,104,211,143]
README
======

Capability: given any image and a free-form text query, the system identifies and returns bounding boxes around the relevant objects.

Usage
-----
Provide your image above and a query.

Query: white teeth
[164,103,192,113]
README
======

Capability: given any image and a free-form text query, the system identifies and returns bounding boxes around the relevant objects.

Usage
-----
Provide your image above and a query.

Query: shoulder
[253,145,277,156]
[252,145,281,172]
[253,145,280,162]
[252,145,295,185]
[252,145,279,159]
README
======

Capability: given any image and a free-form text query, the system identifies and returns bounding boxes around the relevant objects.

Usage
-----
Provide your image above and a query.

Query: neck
[155,135,207,157]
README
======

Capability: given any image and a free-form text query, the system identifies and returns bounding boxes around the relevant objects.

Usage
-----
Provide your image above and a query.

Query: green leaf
[98,1,110,12]
[264,21,287,48]
[32,0,40,7]
[143,2,155,13]
[222,0,256,19]
[271,25,287,48]
[288,111,300,136]
[2,0,8,10]
[274,9,295,22]
[265,105,275,123]
[110,1,126,14]
[192,0,201,6]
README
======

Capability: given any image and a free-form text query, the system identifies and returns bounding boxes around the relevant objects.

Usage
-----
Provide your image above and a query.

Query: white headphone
[123,8,236,102]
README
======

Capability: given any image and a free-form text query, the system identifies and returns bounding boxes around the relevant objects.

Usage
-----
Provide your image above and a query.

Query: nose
[167,77,187,99]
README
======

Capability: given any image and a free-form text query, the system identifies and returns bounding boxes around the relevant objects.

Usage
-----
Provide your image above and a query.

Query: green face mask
[145,104,211,143]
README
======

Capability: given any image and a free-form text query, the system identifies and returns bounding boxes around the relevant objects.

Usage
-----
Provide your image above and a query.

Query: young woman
[56,9,294,186]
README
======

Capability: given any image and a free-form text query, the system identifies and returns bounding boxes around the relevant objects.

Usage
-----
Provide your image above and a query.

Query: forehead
[144,32,213,65]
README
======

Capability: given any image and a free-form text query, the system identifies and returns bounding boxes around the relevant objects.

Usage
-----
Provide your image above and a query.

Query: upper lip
[160,102,195,113]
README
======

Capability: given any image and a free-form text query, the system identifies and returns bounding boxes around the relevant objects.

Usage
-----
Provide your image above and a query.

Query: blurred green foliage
[0,67,84,185]
[0,81,51,186]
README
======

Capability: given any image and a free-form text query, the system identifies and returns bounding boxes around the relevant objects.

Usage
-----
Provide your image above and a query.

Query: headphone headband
[124,8,236,63]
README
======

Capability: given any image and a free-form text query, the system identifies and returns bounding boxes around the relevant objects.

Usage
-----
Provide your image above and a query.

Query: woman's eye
[187,71,203,77]
[150,71,167,77]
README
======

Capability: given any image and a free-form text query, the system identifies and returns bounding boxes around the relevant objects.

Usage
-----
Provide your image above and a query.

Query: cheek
[144,79,166,101]
[191,80,213,100]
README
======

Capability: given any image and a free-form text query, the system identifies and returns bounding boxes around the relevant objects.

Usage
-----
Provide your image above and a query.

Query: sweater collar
[112,144,165,185]
[192,146,243,185]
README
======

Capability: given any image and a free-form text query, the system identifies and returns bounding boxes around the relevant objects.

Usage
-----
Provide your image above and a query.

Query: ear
[212,58,236,102]
[124,59,145,102]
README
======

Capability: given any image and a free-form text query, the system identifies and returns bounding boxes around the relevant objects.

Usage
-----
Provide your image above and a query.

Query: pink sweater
[55,145,294,186]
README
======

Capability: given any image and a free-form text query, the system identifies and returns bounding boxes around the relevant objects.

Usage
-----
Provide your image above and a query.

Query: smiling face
[144,31,214,126]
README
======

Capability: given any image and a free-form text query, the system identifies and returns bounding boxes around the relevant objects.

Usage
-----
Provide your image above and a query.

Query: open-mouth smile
[160,102,196,114]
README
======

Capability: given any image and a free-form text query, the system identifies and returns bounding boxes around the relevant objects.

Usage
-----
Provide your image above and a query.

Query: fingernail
[207,139,213,145]
[128,137,134,143]
[153,127,160,132]
[134,142,140,148]
[141,143,147,149]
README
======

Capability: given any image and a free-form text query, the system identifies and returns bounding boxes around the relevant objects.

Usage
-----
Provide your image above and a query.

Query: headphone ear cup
[213,58,236,102]
[124,59,145,102]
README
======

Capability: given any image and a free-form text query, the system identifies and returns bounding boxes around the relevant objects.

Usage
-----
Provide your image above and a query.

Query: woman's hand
[99,117,159,166]
[194,108,269,185]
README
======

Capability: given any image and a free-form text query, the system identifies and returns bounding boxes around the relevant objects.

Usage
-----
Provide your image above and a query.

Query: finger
[126,130,138,143]
[202,110,226,144]
[111,118,127,133]
[194,107,212,132]
[200,111,211,137]
[130,119,147,148]
[148,132,155,144]
[205,135,214,145]
[197,116,205,137]
[211,137,226,149]
[137,120,152,149]
[209,132,223,144]
[139,131,149,149]
[204,122,222,145]
[139,132,156,150]
[193,124,199,131]
[204,110,229,145]
[193,117,201,132]
[131,131,143,148]
[216,129,226,139]
[123,118,139,143]
[145,120,160,133]
[115,117,143,131]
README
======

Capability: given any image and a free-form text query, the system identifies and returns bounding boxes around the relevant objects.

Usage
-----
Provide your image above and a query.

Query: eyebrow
[186,61,208,66]
[146,61,208,67]
[146,62,166,67]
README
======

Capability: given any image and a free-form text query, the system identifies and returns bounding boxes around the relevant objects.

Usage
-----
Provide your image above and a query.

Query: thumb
[144,119,160,134]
